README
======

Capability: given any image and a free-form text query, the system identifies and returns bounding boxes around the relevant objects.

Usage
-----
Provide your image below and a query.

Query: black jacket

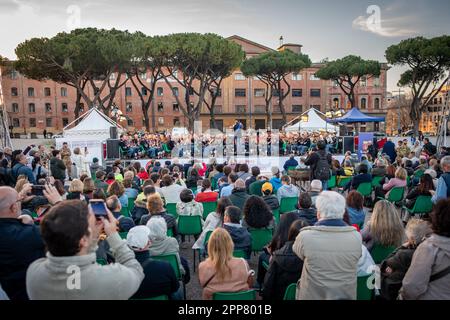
[295,208,317,226]
[140,211,178,236]
[228,189,251,211]
[262,241,303,300]
[131,199,149,225]
[263,195,279,211]
[50,157,66,181]
[0,218,45,300]
[131,251,179,300]
[223,224,252,259]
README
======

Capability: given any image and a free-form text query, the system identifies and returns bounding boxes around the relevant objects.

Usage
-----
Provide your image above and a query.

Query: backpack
[314,151,331,181]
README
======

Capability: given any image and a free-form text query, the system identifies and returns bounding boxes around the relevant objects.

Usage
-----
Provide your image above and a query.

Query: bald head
[0,187,20,218]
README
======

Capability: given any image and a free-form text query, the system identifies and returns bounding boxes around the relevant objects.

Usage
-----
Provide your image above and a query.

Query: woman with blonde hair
[67,179,85,201]
[140,193,178,236]
[361,200,405,251]
[375,167,407,201]
[198,228,253,300]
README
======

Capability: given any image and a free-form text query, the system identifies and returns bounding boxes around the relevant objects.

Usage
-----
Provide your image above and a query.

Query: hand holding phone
[31,185,45,196]
[89,200,109,220]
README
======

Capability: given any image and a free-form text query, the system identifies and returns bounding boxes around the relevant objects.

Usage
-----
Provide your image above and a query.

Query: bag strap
[202,272,216,288]
[430,265,450,283]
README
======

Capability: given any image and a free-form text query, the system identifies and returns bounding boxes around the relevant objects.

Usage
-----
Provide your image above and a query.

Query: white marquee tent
[54,108,124,166]
[284,108,338,133]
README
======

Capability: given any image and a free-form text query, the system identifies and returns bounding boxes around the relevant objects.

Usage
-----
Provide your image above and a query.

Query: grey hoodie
[277,184,300,202]
[401,234,450,300]
[26,233,144,300]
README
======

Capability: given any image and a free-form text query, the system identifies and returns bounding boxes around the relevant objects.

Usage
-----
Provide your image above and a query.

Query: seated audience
[228,179,251,211]
[223,206,252,259]
[346,190,366,227]
[105,196,135,232]
[195,179,218,203]
[295,193,317,225]
[277,176,300,202]
[261,182,279,211]
[242,196,274,229]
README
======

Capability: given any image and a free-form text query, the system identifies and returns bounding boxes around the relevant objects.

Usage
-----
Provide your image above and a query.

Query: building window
[127,119,134,126]
[62,118,69,127]
[173,103,179,112]
[62,103,68,113]
[172,87,179,97]
[235,105,246,114]
[234,73,246,80]
[235,89,246,97]
[254,106,266,114]
[292,105,303,113]
[361,97,367,109]
[28,87,35,97]
[292,89,302,97]
[11,103,19,113]
[11,87,18,96]
[125,87,132,96]
[10,70,18,80]
[254,89,265,97]
[46,118,52,127]
[173,117,180,126]
[28,103,36,113]
[439,97,443,104]
[333,98,340,108]
[213,88,222,97]
[273,89,284,97]
[311,105,322,111]
[45,103,51,112]
[157,102,164,112]
[44,87,51,96]
[126,103,133,113]
[309,74,320,81]
[292,73,303,81]
[140,72,147,80]
[140,87,148,96]
[310,89,321,97]
[12,118,20,127]
[360,77,367,87]
[60,87,67,97]
[109,73,116,80]
[374,77,380,87]
[374,98,380,109]
[158,117,164,125]
[434,98,438,105]
[157,87,164,96]
[29,118,36,127]
[214,105,223,114]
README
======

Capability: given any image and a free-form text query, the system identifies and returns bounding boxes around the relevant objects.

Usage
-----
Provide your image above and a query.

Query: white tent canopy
[284,108,338,133]
[54,108,124,166]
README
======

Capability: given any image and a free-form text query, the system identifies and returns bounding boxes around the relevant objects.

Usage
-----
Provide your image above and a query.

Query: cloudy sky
[1,0,449,92]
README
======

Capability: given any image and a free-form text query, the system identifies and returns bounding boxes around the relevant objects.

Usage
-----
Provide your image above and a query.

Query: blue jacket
[432,173,450,204]
[283,158,299,171]
[345,173,372,191]
[270,177,282,191]
[382,141,397,164]
[11,163,36,184]
[224,223,252,259]
[0,218,45,300]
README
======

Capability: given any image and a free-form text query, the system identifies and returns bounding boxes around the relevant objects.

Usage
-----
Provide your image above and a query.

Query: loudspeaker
[336,137,344,154]
[106,139,120,159]
[110,126,118,139]
[343,137,355,154]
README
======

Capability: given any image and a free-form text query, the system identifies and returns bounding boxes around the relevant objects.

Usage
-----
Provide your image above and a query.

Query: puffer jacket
[262,241,303,300]
[131,199,149,225]
[228,189,251,211]
[263,195,280,211]
[400,234,450,300]
[293,223,362,300]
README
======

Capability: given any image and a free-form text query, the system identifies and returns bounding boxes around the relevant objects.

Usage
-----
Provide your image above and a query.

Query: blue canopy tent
[327,107,385,123]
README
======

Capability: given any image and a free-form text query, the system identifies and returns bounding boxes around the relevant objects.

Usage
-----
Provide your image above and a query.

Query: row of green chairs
[152,254,186,299]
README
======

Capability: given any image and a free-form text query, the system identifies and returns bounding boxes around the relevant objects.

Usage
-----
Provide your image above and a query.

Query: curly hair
[431,199,450,237]
[243,196,273,229]
[107,181,125,197]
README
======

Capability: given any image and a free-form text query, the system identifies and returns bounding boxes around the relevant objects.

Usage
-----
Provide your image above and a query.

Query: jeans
[298,146,308,155]
[147,147,158,158]
[127,147,140,157]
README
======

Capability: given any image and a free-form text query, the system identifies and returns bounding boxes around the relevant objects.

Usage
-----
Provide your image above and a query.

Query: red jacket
[195,191,219,203]
[137,171,149,180]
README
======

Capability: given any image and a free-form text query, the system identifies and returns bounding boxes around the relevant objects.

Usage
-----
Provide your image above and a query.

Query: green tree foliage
[386,36,450,135]
[241,50,311,127]
[315,55,381,109]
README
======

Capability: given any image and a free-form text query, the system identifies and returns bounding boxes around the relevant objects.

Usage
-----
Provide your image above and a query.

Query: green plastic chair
[128,197,136,213]
[382,187,405,204]
[371,176,384,188]
[262,260,269,270]
[167,228,174,237]
[357,182,372,197]
[279,197,298,214]
[357,274,374,300]
[287,166,297,172]
[151,254,185,299]
[165,203,178,219]
[272,208,280,225]
[233,250,247,258]
[133,295,169,300]
[213,290,257,300]
[202,201,217,220]
[371,244,396,264]
[338,177,352,189]
[120,206,130,218]
[250,228,273,253]
[211,177,218,191]
[178,215,203,272]
[119,232,128,240]
[96,258,108,265]
[414,170,425,179]
[283,283,297,300]
[327,175,337,189]
[403,196,433,217]
[249,181,265,196]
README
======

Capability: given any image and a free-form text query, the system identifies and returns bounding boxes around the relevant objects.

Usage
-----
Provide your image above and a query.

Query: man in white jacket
[26,198,144,300]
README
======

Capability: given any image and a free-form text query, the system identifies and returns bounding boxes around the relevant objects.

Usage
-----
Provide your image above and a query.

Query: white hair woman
[292,191,362,300]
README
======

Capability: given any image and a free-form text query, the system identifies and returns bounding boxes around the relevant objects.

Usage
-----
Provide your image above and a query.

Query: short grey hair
[441,156,450,170]
[405,218,432,246]
[315,191,346,220]
[146,217,167,241]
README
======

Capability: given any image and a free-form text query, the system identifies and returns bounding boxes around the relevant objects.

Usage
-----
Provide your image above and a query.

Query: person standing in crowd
[11,154,36,185]
[72,147,90,179]
[90,157,101,177]
[400,199,450,300]
[283,155,299,173]
[0,185,45,300]
[60,142,72,179]
[422,138,437,157]
[293,191,362,300]
[199,228,252,300]
[382,138,397,163]
[304,141,332,190]
[431,156,450,204]
[50,150,66,183]
[26,199,144,299]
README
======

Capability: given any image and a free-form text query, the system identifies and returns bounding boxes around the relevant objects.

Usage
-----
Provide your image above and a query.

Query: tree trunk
[142,101,151,131]
[411,98,421,137]
[349,91,356,109]
[74,91,81,124]
[210,107,216,129]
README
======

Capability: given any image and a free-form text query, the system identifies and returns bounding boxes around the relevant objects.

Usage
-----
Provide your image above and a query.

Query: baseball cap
[261,182,273,194]
[271,167,280,175]
[126,226,150,251]
[310,180,322,192]
[93,157,99,163]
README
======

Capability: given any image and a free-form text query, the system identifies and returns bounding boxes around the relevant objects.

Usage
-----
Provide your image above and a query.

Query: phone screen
[89,201,108,218]
[31,185,45,196]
